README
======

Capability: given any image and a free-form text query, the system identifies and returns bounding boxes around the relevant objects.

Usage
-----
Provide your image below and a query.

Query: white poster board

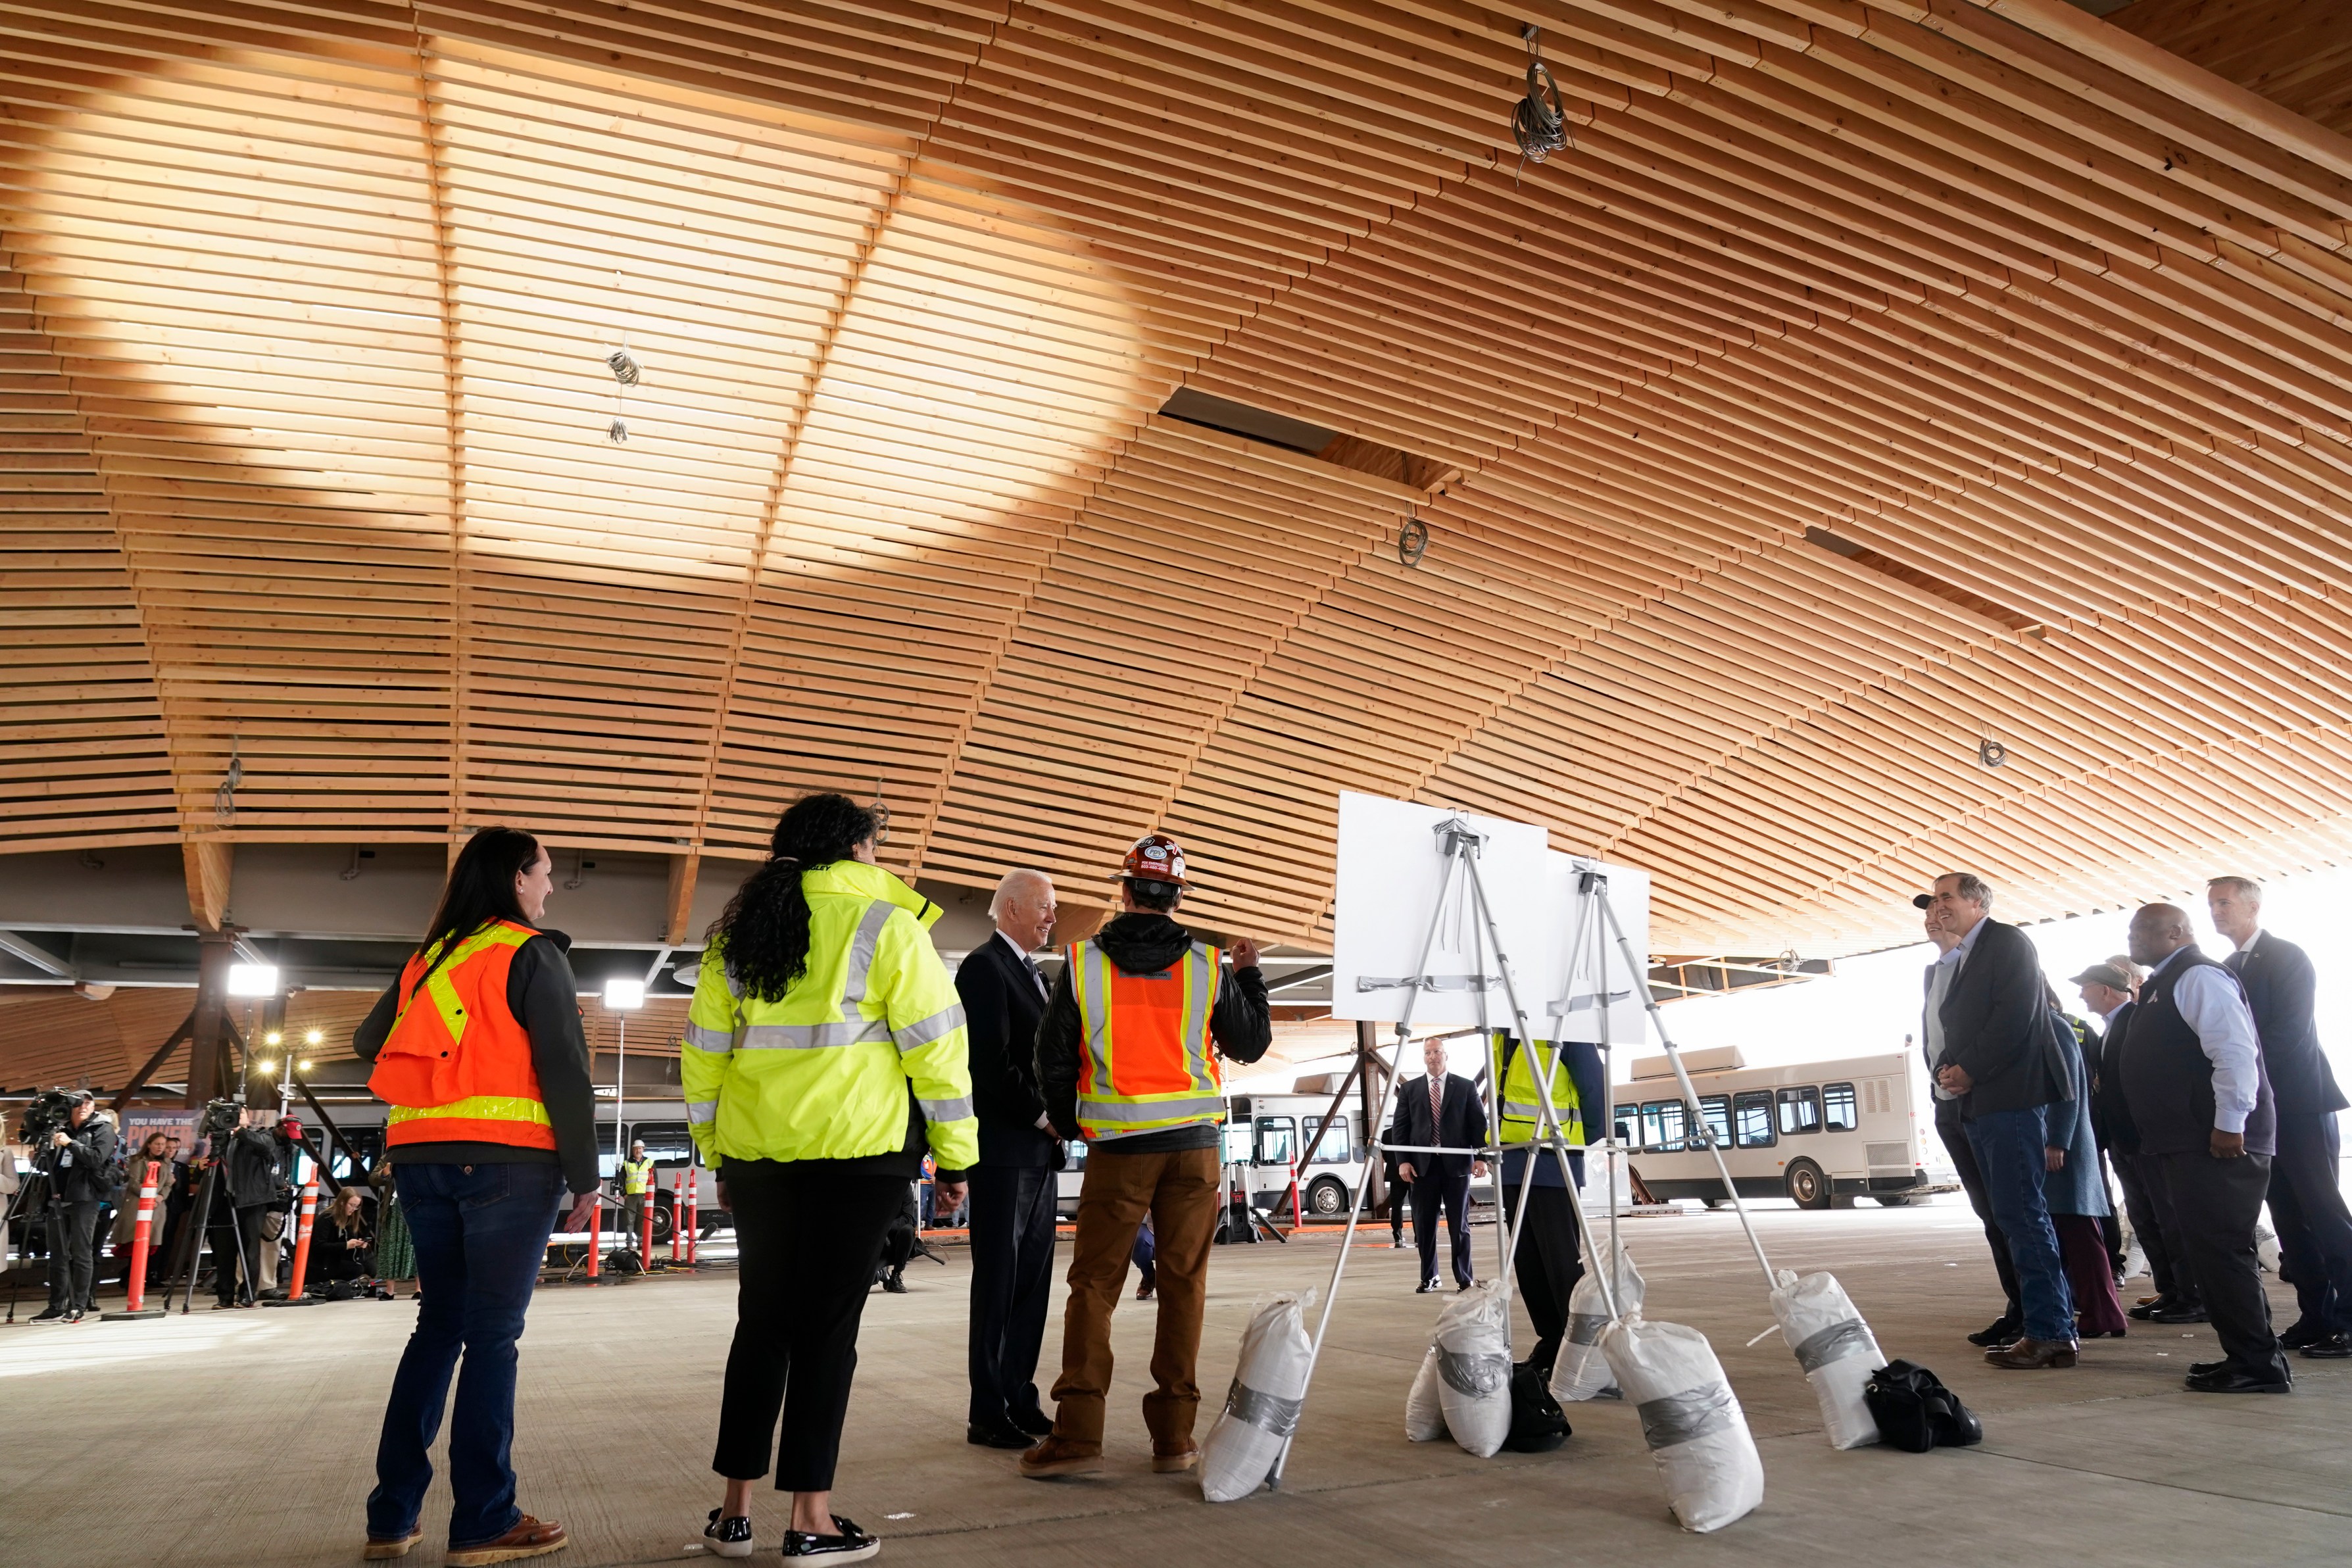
[1538,853,1652,1046]
[1330,793,1550,1027]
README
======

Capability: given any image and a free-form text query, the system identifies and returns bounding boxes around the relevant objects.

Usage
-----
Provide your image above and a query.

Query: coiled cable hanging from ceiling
[1511,25,1569,184]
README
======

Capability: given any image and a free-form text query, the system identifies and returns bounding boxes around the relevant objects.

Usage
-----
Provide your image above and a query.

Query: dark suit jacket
[953,933,1058,1167]
[1934,918,2069,1118]
[1391,1073,1487,1181]
[2092,1001,2138,1154]
[2229,933,2348,1116]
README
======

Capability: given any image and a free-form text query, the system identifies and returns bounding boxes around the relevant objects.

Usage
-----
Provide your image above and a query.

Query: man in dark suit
[1392,1038,1487,1292]
[1921,871,2078,1370]
[2120,901,2289,1391]
[1917,898,2022,1346]
[956,869,1064,1448]
[2209,876,2352,1360]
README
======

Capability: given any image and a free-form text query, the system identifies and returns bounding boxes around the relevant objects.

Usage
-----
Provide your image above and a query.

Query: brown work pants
[1048,1144,1220,1449]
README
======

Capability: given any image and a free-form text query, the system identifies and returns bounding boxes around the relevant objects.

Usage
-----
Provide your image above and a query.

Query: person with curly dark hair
[683,792,977,1563]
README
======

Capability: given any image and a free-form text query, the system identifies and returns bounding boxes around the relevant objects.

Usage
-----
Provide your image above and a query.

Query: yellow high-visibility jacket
[681,860,978,1170]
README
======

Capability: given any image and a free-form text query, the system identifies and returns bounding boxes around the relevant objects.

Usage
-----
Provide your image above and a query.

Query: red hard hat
[1115,833,1189,885]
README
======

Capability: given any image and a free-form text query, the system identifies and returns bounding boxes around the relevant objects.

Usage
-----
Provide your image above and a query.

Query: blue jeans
[1966,1108,2075,1343]
[367,1162,562,1547]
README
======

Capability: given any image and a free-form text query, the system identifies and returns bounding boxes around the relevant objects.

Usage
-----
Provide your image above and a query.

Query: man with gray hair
[1917,871,2078,1368]
[2207,876,2351,1360]
[2119,901,2289,1391]
[955,869,1063,1447]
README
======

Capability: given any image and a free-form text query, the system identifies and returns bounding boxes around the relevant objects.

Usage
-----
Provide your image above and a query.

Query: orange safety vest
[1069,939,1225,1142]
[368,920,557,1151]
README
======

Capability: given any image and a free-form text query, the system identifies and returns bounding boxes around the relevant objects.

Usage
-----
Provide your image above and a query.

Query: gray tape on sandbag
[1437,1349,1510,1397]
[1791,1317,1874,1373]
[1224,1378,1303,1438]
[1636,1382,1738,1449]
[1567,1312,1609,1346]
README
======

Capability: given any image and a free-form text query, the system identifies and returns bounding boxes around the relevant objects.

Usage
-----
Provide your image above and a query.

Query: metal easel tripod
[1269,814,1624,1487]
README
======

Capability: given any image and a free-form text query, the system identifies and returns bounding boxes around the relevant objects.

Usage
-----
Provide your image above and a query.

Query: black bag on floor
[1864,1360,1983,1452]
[1503,1363,1571,1453]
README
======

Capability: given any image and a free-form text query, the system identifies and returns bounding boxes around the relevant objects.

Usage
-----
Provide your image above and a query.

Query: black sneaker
[62,1308,86,1325]
[28,1307,67,1324]
[880,1273,907,1295]
[702,1508,752,1559]
[783,1515,878,1562]
[1965,1317,2020,1348]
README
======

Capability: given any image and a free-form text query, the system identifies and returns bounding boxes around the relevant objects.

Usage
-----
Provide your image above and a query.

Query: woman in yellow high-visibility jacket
[684,792,977,1564]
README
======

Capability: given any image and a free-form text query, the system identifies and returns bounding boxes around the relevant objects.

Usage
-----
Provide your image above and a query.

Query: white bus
[1607,1046,1957,1210]
[1052,1091,1498,1221]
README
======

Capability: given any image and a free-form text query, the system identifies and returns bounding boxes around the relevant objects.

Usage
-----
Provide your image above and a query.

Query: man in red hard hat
[1019,833,1272,1479]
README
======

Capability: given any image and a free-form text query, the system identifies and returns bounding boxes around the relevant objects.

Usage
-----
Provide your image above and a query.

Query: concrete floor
[2,1198,2345,1568]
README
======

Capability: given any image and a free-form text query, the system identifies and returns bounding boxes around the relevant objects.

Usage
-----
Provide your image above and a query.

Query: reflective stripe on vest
[1496,1033,1584,1146]
[1071,939,1224,1142]
[372,921,556,1152]
[699,899,900,1056]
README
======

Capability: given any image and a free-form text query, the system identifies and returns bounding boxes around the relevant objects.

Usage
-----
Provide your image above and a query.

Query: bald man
[955,869,1062,1446]
[2118,902,2290,1392]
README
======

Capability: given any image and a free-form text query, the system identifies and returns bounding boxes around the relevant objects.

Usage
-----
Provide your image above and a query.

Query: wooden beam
[182,837,232,933]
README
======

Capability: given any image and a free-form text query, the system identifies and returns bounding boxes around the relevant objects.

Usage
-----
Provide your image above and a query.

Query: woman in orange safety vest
[353,826,600,1567]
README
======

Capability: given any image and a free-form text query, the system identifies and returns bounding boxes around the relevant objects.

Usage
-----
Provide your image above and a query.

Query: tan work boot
[1150,1443,1199,1474]
[1019,1435,1106,1479]
[447,1515,568,1566]
[362,1529,422,1560]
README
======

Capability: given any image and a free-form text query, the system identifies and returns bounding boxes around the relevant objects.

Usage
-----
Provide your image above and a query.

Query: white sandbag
[2257,1222,2282,1275]
[1200,1289,1315,1502]
[1768,1268,1882,1450]
[1550,1240,1644,1404]
[1432,1279,1513,1458]
[1600,1315,1764,1534]
[1404,1346,1448,1442]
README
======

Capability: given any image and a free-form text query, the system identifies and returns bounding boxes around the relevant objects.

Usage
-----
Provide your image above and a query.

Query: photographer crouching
[30,1090,116,1323]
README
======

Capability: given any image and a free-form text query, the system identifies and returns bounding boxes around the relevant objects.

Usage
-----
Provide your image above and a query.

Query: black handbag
[1503,1363,1571,1452]
[1863,1360,1983,1452]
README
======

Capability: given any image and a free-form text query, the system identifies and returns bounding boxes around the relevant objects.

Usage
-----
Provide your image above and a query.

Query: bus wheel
[1306,1177,1348,1218]
[1784,1159,1830,1211]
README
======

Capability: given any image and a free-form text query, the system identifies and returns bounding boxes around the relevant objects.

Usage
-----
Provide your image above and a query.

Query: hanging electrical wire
[1511,25,1569,184]
[604,342,639,443]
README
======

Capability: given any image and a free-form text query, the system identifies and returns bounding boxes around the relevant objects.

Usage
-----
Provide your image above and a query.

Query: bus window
[1776,1086,1823,1135]
[1221,1121,1252,1164]
[1256,1116,1296,1167]
[1304,1115,1352,1164]
[1065,1139,1087,1172]
[1697,1095,1730,1149]
[1822,1083,1858,1132]
[1733,1091,1775,1148]
[1641,1100,1686,1154]
[1614,1104,1640,1146]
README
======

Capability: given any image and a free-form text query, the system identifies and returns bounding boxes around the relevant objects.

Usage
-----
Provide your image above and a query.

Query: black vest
[2119,948,2275,1157]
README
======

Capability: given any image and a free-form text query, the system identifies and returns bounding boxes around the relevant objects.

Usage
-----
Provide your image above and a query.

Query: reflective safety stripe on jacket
[1496,1033,1585,1147]
[369,921,556,1151]
[620,1158,654,1196]
[1071,939,1225,1142]
[679,860,979,1169]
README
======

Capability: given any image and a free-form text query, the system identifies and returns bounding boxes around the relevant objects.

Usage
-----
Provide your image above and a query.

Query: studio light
[265,1029,283,1046]
[298,1060,313,1072]
[305,1028,324,1046]
[228,963,280,996]
[605,977,646,1011]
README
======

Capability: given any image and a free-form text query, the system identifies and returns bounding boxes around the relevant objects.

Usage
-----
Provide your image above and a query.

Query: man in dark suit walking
[956,868,1064,1448]
[2209,876,2352,1360]
[1922,872,2079,1370]
[1392,1038,1487,1292]
[2120,901,2290,1392]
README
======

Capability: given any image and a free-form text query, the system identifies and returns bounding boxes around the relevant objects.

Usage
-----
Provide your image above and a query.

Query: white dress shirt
[2148,946,2263,1135]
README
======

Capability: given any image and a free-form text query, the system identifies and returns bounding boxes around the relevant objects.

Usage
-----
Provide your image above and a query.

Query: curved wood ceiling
[8,0,2352,958]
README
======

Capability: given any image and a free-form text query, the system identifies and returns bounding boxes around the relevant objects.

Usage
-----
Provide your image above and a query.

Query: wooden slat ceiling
[2113,0,2352,136]
[7,0,2352,958]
